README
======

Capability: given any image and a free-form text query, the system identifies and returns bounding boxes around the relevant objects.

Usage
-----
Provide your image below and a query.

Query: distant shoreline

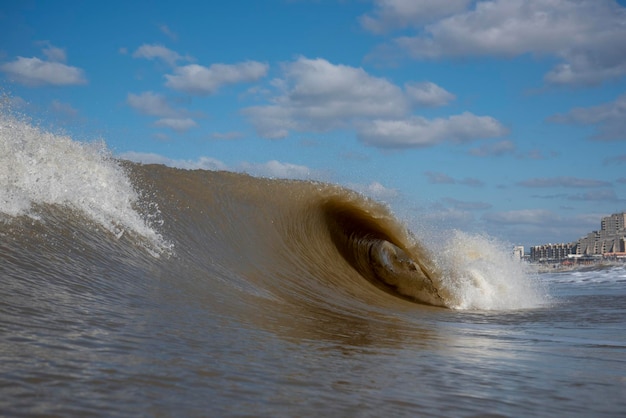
[531,260,625,274]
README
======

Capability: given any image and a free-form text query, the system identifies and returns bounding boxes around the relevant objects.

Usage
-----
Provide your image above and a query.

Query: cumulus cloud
[371,0,626,86]
[1,50,87,87]
[244,57,505,147]
[404,81,455,107]
[243,105,295,139]
[360,0,471,33]
[245,57,409,138]
[357,112,507,148]
[132,44,188,66]
[165,61,268,95]
[517,176,611,188]
[127,91,180,117]
[548,93,626,140]
[127,91,200,131]
[245,57,409,137]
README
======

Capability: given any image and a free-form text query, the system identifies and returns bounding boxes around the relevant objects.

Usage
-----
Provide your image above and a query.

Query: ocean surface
[1,111,625,417]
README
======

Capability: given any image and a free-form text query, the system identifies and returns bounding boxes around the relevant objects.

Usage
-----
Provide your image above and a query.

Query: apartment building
[529,212,626,262]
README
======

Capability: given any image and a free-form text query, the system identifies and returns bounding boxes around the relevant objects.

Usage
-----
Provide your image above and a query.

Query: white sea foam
[545,264,626,285]
[434,230,548,310]
[0,110,167,253]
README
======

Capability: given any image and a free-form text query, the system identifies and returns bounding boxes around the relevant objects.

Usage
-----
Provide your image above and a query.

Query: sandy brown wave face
[128,163,448,308]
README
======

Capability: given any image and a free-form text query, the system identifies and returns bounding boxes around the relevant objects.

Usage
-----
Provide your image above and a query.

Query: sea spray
[0,109,168,254]
[433,230,549,310]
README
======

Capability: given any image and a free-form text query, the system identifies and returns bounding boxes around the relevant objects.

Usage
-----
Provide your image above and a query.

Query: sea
[1,110,625,417]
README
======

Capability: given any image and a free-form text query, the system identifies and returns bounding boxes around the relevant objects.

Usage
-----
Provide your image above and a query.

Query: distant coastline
[524,212,626,269]
[532,259,625,274]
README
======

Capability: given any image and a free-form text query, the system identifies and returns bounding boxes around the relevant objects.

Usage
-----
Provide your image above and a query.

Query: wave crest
[0,111,168,253]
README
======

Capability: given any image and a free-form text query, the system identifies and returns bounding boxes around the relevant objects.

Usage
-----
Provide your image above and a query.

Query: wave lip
[0,111,167,253]
[434,231,550,310]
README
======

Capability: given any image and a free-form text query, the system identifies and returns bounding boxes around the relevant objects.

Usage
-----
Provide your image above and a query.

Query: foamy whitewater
[1,108,624,417]
[0,112,167,252]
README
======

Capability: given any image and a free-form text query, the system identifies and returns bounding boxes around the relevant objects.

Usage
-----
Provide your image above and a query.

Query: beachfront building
[601,212,626,234]
[576,212,626,256]
[530,243,577,262]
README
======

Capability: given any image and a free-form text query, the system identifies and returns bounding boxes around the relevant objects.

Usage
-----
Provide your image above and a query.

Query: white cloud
[548,93,626,140]
[360,0,471,33]
[245,57,504,148]
[42,45,66,63]
[404,81,455,107]
[127,91,199,131]
[119,152,313,180]
[120,151,228,171]
[277,57,407,120]
[132,44,187,66]
[244,57,410,137]
[1,56,86,86]
[239,160,312,179]
[165,61,268,95]
[242,105,296,139]
[366,181,397,198]
[159,24,178,41]
[127,91,179,117]
[357,112,507,148]
[348,181,400,200]
[378,0,626,86]
[154,117,197,132]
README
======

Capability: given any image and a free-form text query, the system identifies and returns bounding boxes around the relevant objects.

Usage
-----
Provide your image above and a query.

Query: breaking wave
[1,109,547,311]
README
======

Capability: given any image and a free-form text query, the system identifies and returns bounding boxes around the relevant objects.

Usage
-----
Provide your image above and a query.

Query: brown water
[1,115,625,416]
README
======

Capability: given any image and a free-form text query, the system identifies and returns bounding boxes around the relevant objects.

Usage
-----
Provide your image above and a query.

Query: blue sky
[2,0,625,248]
